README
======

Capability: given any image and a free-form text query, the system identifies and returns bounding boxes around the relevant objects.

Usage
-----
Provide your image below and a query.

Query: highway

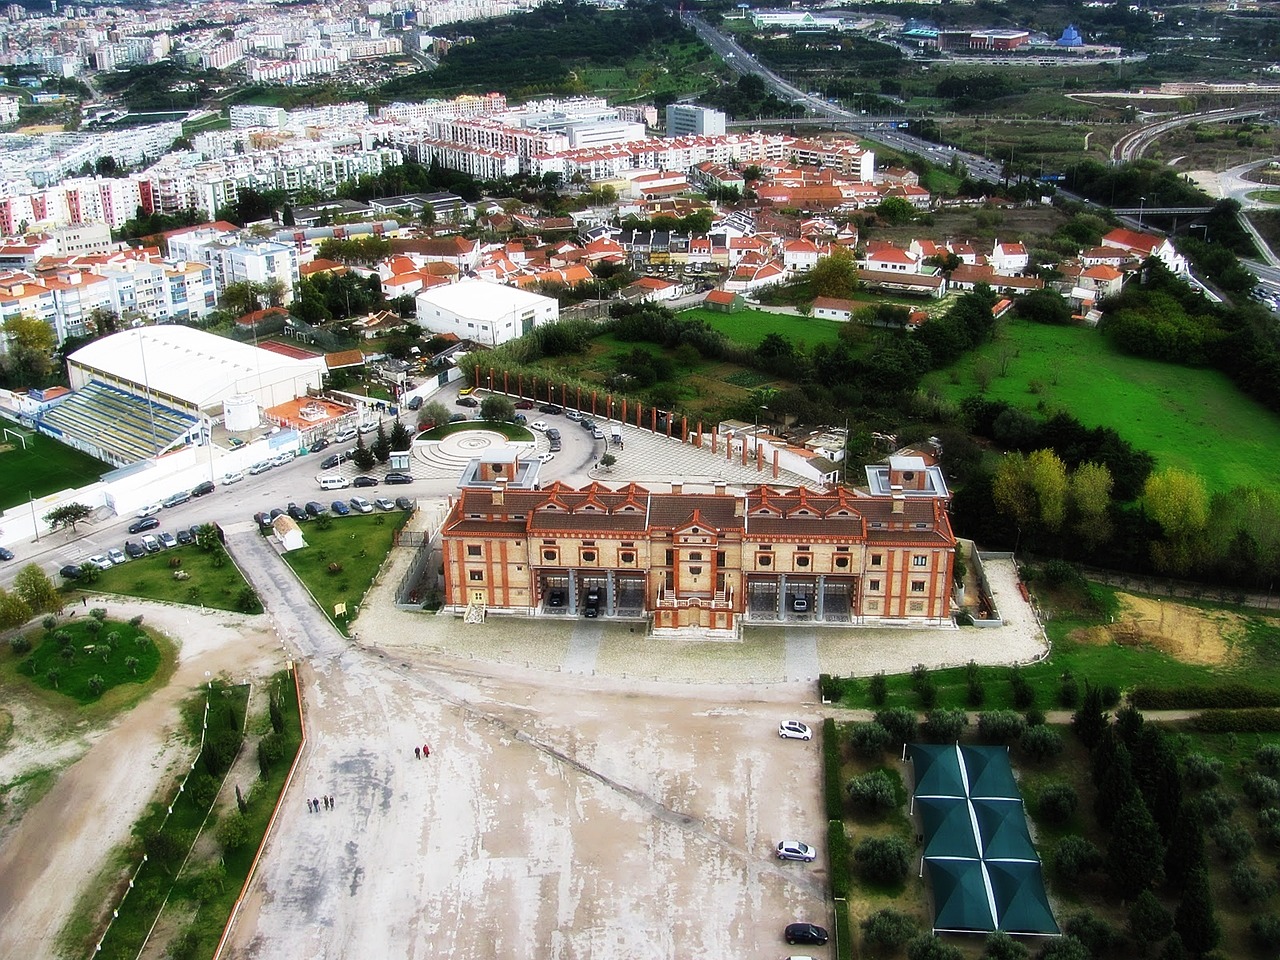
[1110,105,1271,164]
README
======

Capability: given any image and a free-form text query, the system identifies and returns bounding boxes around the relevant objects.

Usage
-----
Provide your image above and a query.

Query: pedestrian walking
[423,744,431,759]
[415,746,421,759]
[306,798,312,812]
[312,796,319,811]
[81,597,87,607]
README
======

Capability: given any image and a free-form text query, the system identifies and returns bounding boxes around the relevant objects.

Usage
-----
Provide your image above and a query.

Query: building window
[759,544,772,551]
[871,554,883,566]
[665,549,674,565]
[688,552,702,561]
[716,551,726,565]
[867,599,879,611]
[621,551,635,563]
[543,550,557,561]
[903,472,915,482]
[468,570,483,581]
[798,545,810,551]
[911,580,926,593]
[868,579,880,591]
[759,554,772,567]
[467,545,482,557]
[690,566,702,576]
[796,556,810,567]
[622,541,635,548]
[909,600,925,613]
[584,540,596,546]
[583,551,596,562]
[835,557,849,569]
[913,555,928,567]
[837,545,849,553]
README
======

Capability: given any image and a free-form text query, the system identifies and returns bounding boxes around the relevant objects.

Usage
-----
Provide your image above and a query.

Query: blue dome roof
[1056,23,1084,47]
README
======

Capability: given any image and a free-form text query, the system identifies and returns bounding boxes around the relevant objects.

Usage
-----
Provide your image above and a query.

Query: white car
[106,548,126,565]
[357,421,378,435]
[221,470,244,485]
[87,554,114,571]
[565,409,584,422]
[776,840,818,862]
[349,496,374,514]
[536,452,555,463]
[529,420,550,433]
[136,502,162,518]
[779,720,812,741]
[334,427,358,443]
[271,451,296,467]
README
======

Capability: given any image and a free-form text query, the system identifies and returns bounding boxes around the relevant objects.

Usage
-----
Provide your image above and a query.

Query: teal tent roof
[927,859,996,932]
[909,743,965,797]
[918,796,980,859]
[987,860,1060,934]
[973,798,1036,861]
[960,746,1020,800]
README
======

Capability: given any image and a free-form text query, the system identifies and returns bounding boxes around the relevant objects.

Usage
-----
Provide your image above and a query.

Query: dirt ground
[1069,591,1249,666]
[225,649,832,960]
[0,602,285,960]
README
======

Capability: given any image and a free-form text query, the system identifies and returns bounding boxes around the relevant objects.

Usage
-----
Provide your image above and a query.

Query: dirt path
[0,601,285,960]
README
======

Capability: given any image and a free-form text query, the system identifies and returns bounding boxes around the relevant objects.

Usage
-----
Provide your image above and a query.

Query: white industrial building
[665,104,727,138]
[414,278,558,346]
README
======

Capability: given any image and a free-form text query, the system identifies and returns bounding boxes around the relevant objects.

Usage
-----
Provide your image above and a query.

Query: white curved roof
[68,326,326,410]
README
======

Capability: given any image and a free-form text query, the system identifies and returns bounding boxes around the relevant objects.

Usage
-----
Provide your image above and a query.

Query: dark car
[59,564,82,580]
[191,480,216,497]
[448,414,468,423]
[305,501,326,517]
[395,497,413,510]
[547,589,566,607]
[584,588,601,618]
[253,512,272,528]
[321,454,341,470]
[310,437,330,452]
[545,427,561,441]
[384,472,413,485]
[514,399,534,410]
[125,540,146,558]
[176,528,194,545]
[269,507,285,521]
[407,395,423,411]
[353,475,379,488]
[0,546,13,561]
[785,923,829,946]
[330,500,351,516]
[189,525,203,540]
[581,419,596,431]
[128,516,160,534]
[539,403,563,414]
[456,396,479,408]
[287,503,308,522]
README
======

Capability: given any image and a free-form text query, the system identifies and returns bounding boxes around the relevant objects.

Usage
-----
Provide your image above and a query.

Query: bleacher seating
[37,382,199,466]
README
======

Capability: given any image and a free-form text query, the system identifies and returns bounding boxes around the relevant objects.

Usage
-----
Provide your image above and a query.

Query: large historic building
[441,463,956,635]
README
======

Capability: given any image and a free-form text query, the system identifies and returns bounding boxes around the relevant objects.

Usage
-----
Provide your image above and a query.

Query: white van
[317,474,351,490]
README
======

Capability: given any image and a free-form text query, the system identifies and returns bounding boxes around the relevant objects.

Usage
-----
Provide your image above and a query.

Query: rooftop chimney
[891,494,905,515]
[715,482,727,496]
[671,482,683,496]
[493,477,507,506]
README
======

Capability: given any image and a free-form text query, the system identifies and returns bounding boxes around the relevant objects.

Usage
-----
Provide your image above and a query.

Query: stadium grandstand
[35,326,327,466]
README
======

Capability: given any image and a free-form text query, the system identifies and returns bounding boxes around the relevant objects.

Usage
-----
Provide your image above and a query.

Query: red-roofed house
[704,289,743,312]
[1080,264,1124,298]
[1101,228,1187,274]
[864,245,920,274]
[782,238,824,273]
[626,276,681,303]
[990,239,1029,274]
[812,296,857,321]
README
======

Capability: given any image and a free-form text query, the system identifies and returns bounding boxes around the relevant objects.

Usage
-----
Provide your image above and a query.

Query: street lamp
[1138,196,1146,230]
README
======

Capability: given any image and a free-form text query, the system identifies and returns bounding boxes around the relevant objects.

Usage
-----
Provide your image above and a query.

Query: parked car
[162,490,191,508]
[358,421,378,435]
[536,452,555,463]
[584,588,601,618]
[384,472,413,485]
[320,454,342,470]
[158,531,177,549]
[310,437,330,452]
[581,419,596,431]
[269,508,285,521]
[566,409,584,422]
[791,596,809,613]
[349,496,374,514]
[192,480,216,497]
[374,497,395,511]
[124,540,145,559]
[188,524,203,541]
[59,564,82,579]
[776,841,818,862]
[514,399,534,410]
[334,427,358,443]
[352,475,379,488]
[227,437,244,448]
[141,535,161,554]
[136,502,162,518]
[0,546,14,561]
[271,451,296,467]
[779,720,813,741]
[221,471,244,485]
[539,403,563,414]
[456,396,479,408]
[547,589,566,607]
[128,516,160,534]
[458,386,476,396]
[785,924,828,946]
[592,426,605,440]
[287,503,308,522]
[394,497,413,510]
[106,548,126,565]
[305,501,326,517]
[330,500,351,516]
[514,413,527,425]
[529,420,550,432]
[176,529,194,545]
[545,428,561,441]
[448,414,467,423]
[253,512,272,528]
[406,395,423,411]
[549,439,562,452]
[86,554,113,571]
[249,461,273,475]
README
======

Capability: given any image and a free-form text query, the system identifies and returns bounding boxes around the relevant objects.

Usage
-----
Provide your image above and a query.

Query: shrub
[188,772,218,807]
[1052,835,1103,887]
[847,770,898,815]
[854,835,911,885]
[9,635,30,654]
[1058,670,1080,708]
[1191,709,1280,733]
[849,721,892,759]
[1099,684,1121,708]
[862,909,919,951]
[201,728,243,777]
[1230,862,1277,904]
[1009,667,1035,709]
[89,607,107,622]
[906,933,964,960]
[87,675,104,696]
[1259,807,1280,849]
[1132,684,1280,710]
[216,811,251,850]
[966,660,986,708]
[1129,889,1174,947]
[1020,725,1064,763]
[875,707,919,745]
[869,671,888,706]
[1037,936,1091,960]
[1181,754,1222,789]
[978,710,1025,744]
[918,680,938,708]
[911,662,930,692]
[1257,744,1280,777]
[981,931,1030,960]
[1209,821,1253,862]
[236,587,259,613]
[1188,789,1236,826]
[1244,773,1280,809]
[41,615,56,633]
[922,708,968,743]
[1064,912,1119,958]
[820,673,855,702]
[1251,915,1280,951]
[129,614,144,627]
[823,717,844,820]
[828,820,851,898]
[1024,708,1045,727]
[1036,783,1078,825]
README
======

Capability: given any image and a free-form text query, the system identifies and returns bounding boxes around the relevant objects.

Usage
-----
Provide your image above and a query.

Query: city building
[414,277,557,346]
[665,104,727,138]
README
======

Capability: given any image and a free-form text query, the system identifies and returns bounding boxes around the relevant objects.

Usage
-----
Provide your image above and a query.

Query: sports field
[0,425,109,511]
[923,319,1280,493]
[679,306,846,349]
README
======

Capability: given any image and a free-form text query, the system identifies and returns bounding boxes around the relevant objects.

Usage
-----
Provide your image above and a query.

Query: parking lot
[227,650,834,960]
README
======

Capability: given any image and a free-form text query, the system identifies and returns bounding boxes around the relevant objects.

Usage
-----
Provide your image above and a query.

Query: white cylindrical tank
[223,394,259,432]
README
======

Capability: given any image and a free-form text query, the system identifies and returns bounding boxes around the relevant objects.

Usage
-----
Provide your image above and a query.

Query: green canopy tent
[987,859,1060,935]
[972,798,1037,861]
[909,743,965,800]
[960,745,1021,800]
[917,796,980,860]
[926,858,997,933]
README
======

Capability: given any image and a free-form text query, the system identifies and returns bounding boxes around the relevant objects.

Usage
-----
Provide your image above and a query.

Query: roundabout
[412,420,541,475]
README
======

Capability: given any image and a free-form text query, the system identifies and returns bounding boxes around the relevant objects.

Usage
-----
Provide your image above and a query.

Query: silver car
[776,840,817,862]
[779,720,812,741]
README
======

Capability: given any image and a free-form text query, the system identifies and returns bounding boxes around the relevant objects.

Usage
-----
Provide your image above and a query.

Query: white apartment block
[167,229,298,304]
[230,105,287,129]
[665,104,727,138]
[377,93,507,124]
[0,96,18,125]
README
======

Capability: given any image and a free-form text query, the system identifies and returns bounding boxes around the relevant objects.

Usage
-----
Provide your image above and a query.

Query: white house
[812,296,856,321]
[990,239,1029,274]
[1100,227,1188,275]
[863,245,920,274]
[782,239,824,273]
[414,278,557,347]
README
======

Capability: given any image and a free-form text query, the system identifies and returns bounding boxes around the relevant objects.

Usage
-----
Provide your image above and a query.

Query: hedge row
[829,820,851,899]
[834,896,854,960]
[820,673,857,703]
[1131,684,1280,710]
[1190,709,1280,733]
[823,717,844,820]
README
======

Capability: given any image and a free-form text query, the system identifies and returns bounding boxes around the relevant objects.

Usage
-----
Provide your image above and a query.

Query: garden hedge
[824,717,845,819]
[1191,710,1280,733]
[1132,684,1280,710]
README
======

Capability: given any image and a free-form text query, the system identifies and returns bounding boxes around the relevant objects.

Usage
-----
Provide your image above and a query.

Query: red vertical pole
[488,367,494,390]
[742,434,747,465]
[621,397,627,422]
[473,363,480,386]
[666,413,673,438]
[591,390,598,416]
[636,402,643,428]
[518,372,524,398]
[650,407,657,432]
[680,416,687,442]
[773,449,780,479]
[503,370,509,394]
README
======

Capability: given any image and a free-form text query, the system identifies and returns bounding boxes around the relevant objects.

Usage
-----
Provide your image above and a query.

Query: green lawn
[87,544,259,613]
[418,420,534,441]
[14,619,160,704]
[922,318,1280,493]
[679,306,847,349]
[0,424,109,511]
[1246,189,1280,204]
[282,513,407,630]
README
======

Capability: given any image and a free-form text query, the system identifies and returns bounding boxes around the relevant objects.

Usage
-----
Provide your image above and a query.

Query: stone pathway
[564,620,604,675]
[784,627,820,682]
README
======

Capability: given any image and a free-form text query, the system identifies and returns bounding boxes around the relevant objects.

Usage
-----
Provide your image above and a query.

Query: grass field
[0,425,109,512]
[283,513,407,631]
[679,306,847,349]
[13,618,160,704]
[922,318,1280,493]
[87,544,259,613]
[1246,189,1280,205]
[418,420,534,441]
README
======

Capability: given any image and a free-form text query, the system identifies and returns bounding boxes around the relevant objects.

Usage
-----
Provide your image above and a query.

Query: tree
[1020,725,1064,763]
[1072,682,1108,748]
[2,314,56,384]
[854,835,911,884]
[1173,868,1221,956]
[418,400,450,430]
[13,563,60,614]
[480,395,515,422]
[1036,783,1078,825]
[847,770,897,814]
[371,420,391,464]
[195,523,221,552]
[599,453,617,471]
[217,811,251,850]
[982,931,1030,960]
[1064,912,1119,958]
[1052,835,1103,887]
[849,721,892,759]
[1069,462,1114,549]
[43,502,94,534]
[389,418,412,452]
[1164,809,1207,894]
[1143,467,1209,575]
[808,247,859,299]
[0,588,32,629]
[1128,889,1173,952]
[862,909,919,951]
[1014,289,1073,325]
[1036,936,1090,960]
[876,196,916,225]
[351,432,376,471]
[906,933,964,960]
[1107,797,1165,894]
[125,655,139,675]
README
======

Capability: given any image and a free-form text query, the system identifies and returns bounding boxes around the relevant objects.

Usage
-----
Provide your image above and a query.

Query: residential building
[665,104,727,138]
[414,277,557,346]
